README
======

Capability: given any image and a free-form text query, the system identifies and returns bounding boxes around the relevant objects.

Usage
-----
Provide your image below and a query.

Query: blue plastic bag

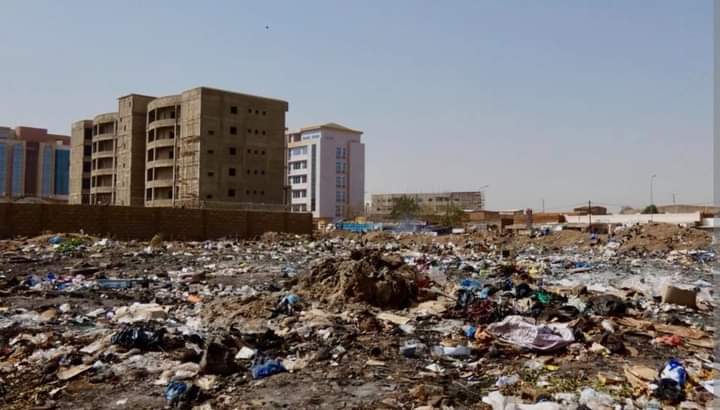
[251,359,286,379]
[164,381,187,402]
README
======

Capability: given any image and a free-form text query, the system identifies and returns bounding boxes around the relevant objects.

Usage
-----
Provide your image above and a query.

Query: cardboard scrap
[376,312,411,326]
[57,364,93,380]
[623,365,655,391]
[662,285,697,308]
[654,323,707,340]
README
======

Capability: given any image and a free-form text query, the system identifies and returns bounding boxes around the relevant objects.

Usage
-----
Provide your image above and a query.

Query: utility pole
[588,200,592,231]
[542,198,545,213]
[672,193,676,205]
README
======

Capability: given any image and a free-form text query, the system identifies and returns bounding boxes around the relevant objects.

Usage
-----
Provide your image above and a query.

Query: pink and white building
[286,123,365,220]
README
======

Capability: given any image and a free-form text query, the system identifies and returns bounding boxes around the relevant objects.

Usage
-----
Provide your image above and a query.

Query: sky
[0,0,713,211]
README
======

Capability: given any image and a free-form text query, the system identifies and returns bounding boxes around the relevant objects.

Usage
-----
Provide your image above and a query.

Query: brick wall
[0,203,312,240]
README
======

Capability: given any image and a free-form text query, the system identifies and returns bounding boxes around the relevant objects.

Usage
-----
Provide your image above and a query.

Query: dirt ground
[0,226,716,409]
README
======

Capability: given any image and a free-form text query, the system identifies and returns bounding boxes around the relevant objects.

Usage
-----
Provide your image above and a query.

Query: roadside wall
[563,212,702,226]
[0,203,311,240]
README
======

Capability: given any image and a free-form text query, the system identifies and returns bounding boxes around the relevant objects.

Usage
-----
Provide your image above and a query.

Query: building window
[255,110,259,114]
[254,129,258,134]
[261,150,265,155]
[336,191,345,202]
[260,191,264,195]
[230,106,238,114]
[228,189,236,197]
[336,175,345,188]
[206,194,213,199]
[208,171,214,177]
[261,170,265,175]
[248,108,252,114]
[208,130,215,136]
[336,147,342,159]
[336,161,345,173]
[247,129,252,134]
[262,111,267,116]
[253,170,258,175]
[289,146,307,156]
[146,189,152,201]
[229,147,236,155]
[261,130,266,135]
[290,160,307,170]
[208,149,214,154]
[230,126,237,135]
[254,149,258,154]
[229,168,236,176]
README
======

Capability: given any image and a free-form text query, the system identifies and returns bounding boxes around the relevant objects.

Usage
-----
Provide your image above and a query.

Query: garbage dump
[0,225,717,409]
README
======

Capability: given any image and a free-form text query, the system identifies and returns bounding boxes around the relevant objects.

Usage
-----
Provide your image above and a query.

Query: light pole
[650,174,657,206]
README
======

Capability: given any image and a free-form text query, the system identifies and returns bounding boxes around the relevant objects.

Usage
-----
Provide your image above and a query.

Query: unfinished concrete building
[69,120,92,204]
[371,191,485,215]
[70,87,289,210]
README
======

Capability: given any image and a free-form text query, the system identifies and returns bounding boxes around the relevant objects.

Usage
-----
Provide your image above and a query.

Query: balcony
[91,168,115,177]
[145,198,174,207]
[288,167,309,176]
[289,181,308,190]
[146,179,174,189]
[93,133,115,142]
[147,138,175,150]
[147,159,175,169]
[90,186,114,194]
[148,118,176,130]
[93,150,114,159]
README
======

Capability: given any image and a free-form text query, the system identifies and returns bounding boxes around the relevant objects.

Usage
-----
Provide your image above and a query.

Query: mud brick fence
[0,203,312,240]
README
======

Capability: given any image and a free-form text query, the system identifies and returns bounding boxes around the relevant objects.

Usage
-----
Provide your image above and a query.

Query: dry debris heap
[0,224,716,409]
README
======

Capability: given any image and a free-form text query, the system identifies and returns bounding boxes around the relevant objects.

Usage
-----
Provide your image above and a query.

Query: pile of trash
[301,249,419,309]
[0,229,716,409]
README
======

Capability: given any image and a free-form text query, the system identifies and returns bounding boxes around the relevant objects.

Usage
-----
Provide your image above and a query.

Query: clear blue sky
[0,0,712,210]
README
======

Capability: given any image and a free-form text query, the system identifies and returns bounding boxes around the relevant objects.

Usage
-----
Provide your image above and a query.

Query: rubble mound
[302,249,419,309]
[618,224,711,253]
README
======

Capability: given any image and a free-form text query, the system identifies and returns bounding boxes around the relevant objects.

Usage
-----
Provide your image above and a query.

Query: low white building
[286,123,365,220]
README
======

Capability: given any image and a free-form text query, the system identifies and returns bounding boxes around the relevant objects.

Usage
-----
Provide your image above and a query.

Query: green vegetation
[390,195,421,220]
[438,203,468,227]
[641,204,658,214]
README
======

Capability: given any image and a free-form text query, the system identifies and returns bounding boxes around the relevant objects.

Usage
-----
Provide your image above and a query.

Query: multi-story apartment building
[70,87,289,209]
[69,120,93,204]
[0,126,70,202]
[286,123,365,220]
[371,191,485,215]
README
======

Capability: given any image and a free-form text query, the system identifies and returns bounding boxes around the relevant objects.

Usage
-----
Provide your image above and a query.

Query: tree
[439,203,468,227]
[390,195,421,220]
[641,204,659,214]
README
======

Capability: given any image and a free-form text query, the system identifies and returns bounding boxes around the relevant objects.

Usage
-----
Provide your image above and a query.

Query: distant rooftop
[297,122,363,134]
[118,86,288,105]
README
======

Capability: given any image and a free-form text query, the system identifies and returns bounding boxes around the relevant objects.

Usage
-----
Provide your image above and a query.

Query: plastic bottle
[660,358,687,386]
